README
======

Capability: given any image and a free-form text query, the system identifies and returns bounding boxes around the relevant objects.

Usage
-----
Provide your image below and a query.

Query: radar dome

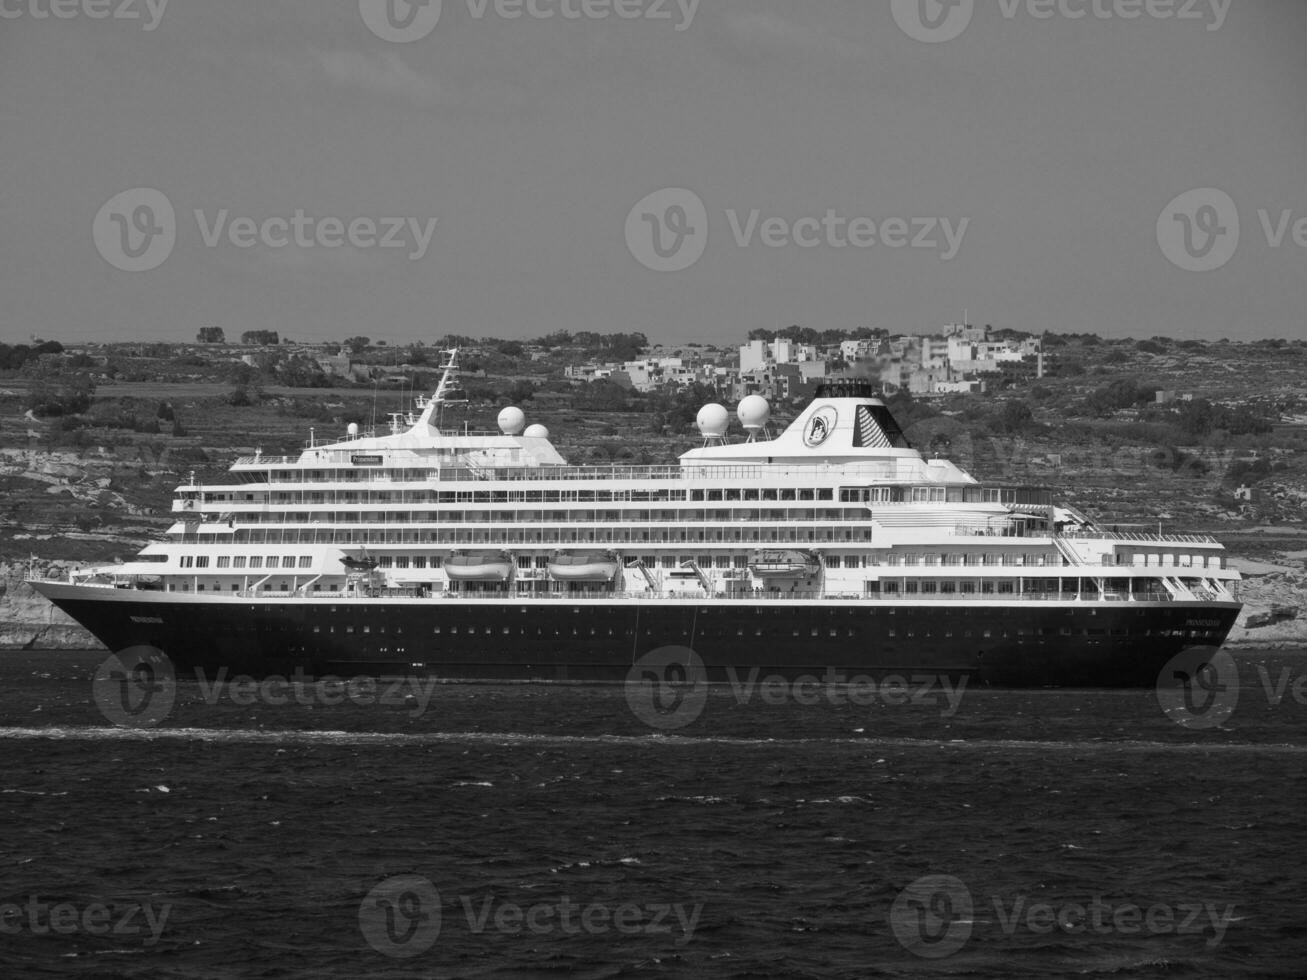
[737,395,771,430]
[346,422,359,437]
[696,403,729,438]
[524,424,549,439]
[497,406,526,435]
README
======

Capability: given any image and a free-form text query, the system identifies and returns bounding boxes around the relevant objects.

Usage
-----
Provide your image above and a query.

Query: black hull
[36,586,1241,688]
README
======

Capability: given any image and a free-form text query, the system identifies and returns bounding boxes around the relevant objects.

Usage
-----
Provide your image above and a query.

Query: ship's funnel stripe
[854,406,891,449]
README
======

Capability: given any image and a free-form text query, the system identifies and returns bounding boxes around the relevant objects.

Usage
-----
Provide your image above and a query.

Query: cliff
[0,561,104,650]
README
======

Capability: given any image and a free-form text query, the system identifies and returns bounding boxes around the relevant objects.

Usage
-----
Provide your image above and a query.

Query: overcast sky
[2,0,1305,346]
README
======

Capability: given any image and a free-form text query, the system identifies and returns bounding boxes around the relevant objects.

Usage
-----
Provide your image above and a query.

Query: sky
[1,0,1305,346]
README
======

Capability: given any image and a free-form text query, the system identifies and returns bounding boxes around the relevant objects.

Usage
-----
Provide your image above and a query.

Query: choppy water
[2,649,1306,978]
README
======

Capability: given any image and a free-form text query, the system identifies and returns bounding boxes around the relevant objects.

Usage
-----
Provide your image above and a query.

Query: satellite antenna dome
[737,395,771,431]
[524,423,549,439]
[696,403,729,438]
[498,406,526,435]
[346,422,359,437]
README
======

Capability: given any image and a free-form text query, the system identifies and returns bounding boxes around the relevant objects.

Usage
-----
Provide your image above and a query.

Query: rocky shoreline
[0,562,103,651]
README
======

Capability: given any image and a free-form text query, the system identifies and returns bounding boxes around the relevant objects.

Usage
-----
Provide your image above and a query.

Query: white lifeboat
[748,549,820,578]
[444,551,514,582]
[547,550,620,583]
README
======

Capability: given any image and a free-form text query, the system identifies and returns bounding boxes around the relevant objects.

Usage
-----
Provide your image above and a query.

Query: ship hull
[34,582,1240,688]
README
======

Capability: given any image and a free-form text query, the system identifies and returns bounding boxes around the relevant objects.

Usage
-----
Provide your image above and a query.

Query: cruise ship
[33,351,1242,686]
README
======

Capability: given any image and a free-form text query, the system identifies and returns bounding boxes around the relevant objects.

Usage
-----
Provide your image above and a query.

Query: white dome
[695,403,729,438]
[737,395,771,430]
[346,422,359,437]
[523,424,549,439]
[497,406,526,435]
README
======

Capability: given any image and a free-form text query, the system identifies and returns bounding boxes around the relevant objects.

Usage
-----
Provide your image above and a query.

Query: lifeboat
[748,549,820,578]
[444,551,514,582]
[548,550,620,582]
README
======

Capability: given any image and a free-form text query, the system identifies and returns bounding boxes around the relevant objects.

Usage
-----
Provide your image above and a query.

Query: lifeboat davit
[748,549,820,578]
[444,551,514,582]
[548,550,620,582]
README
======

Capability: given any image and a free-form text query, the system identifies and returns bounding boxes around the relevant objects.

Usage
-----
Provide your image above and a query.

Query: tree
[240,330,279,345]
[345,336,371,354]
[196,326,225,344]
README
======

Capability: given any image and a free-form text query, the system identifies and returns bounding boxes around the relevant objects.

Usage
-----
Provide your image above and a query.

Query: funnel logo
[625,645,708,729]
[359,874,442,958]
[359,0,442,42]
[92,188,175,272]
[803,407,837,448]
[1157,188,1239,272]
[625,188,708,272]
[890,874,974,958]
[92,646,176,727]
[891,0,974,43]
[1156,647,1238,729]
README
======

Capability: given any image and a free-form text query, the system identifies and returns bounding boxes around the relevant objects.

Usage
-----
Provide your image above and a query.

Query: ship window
[233,557,247,569]
[266,556,278,567]
[181,556,194,568]
[298,556,312,568]
[281,557,295,569]
[217,556,231,569]
[249,557,262,569]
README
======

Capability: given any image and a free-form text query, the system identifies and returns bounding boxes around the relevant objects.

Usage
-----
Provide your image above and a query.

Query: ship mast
[414,348,467,431]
